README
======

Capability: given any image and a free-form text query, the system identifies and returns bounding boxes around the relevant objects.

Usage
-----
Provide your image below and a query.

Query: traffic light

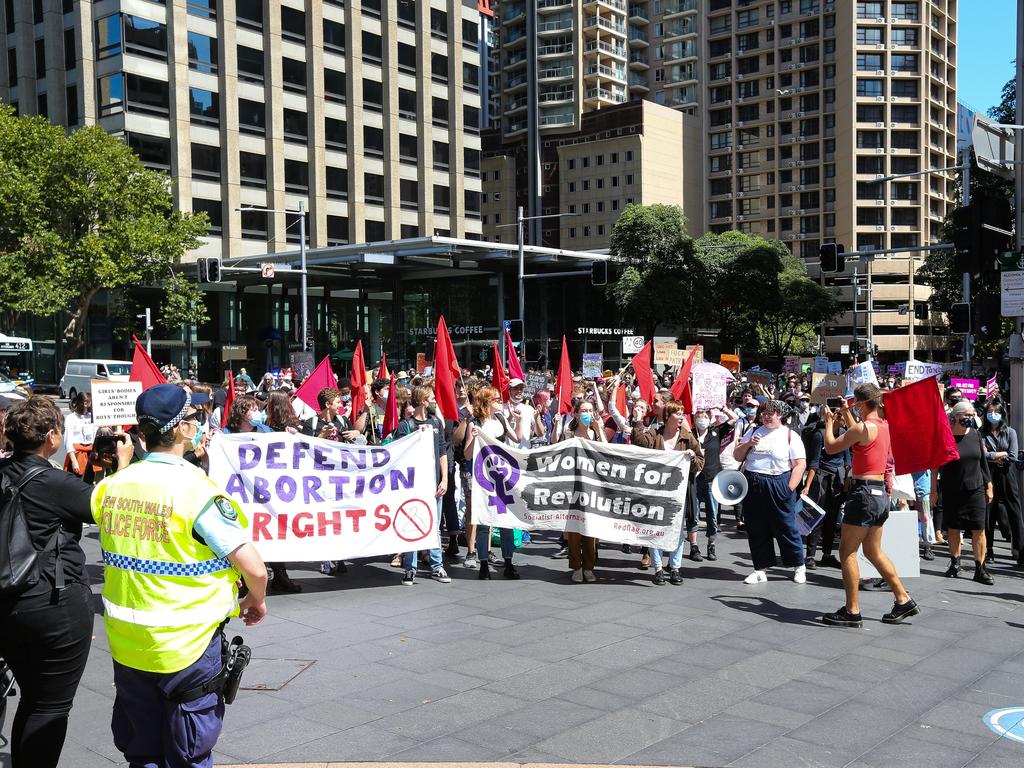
[849,339,860,357]
[197,257,222,283]
[949,302,971,334]
[951,198,1013,275]
[819,242,845,273]
[913,301,929,320]
[591,260,608,286]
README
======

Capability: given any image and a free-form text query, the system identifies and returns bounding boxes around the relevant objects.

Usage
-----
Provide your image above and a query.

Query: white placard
[91,380,143,426]
[1001,270,1024,317]
[904,360,944,382]
[857,508,920,579]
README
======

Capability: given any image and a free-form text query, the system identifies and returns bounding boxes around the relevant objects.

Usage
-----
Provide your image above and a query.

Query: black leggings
[0,582,93,768]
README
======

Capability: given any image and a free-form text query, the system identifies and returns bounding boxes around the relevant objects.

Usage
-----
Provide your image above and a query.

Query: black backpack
[0,465,61,597]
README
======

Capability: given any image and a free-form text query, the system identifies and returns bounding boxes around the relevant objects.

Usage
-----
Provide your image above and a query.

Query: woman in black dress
[933,400,994,585]
[982,399,1024,567]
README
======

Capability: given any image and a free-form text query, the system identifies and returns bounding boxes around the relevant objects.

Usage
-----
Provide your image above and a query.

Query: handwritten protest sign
[653,342,685,367]
[91,380,143,426]
[582,353,603,378]
[827,361,843,374]
[691,364,731,412]
[951,378,979,400]
[783,356,801,374]
[744,370,773,387]
[809,373,845,404]
[684,345,704,366]
[847,361,879,391]
[524,372,549,397]
[987,375,998,398]
[471,431,690,548]
[208,430,439,561]
[904,360,943,382]
[813,356,829,373]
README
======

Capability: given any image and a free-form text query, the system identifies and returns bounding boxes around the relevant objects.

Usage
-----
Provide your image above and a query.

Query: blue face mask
[987,412,1003,424]
[745,408,757,419]
[579,412,594,427]
[249,410,266,425]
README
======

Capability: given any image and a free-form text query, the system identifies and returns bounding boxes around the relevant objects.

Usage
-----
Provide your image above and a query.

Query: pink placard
[950,378,979,400]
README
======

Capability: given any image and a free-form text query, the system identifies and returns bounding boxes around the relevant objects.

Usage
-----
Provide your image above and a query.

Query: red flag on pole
[129,335,167,391]
[615,382,628,418]
[671,344,701,411]
[381,374,399,438]
[222,370,236,426]
[555,336,573,415]
[630,341,656,405]
[491,342,510,401]
[349,342,368,421]
[882,376,960,474]
[433,317,461,421]
[295,356,340,412]
[505,329,525,381]
[376,352,390,381]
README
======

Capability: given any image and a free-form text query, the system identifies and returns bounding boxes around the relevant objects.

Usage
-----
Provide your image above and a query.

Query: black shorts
[943,488,987,531]
[843,482,890,528]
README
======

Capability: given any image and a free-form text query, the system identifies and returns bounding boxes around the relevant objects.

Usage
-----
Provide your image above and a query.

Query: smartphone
[93,433,125,455]
[826,398,844,409]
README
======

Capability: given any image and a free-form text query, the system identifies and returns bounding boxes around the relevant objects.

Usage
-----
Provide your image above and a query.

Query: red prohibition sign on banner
[393,498,435,543]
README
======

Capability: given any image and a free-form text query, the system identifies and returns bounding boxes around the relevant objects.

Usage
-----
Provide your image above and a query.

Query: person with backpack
[392,385,453,586]
[0,397,130,767]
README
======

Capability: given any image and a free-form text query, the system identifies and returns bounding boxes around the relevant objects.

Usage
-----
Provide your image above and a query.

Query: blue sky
[958,0,1016,114]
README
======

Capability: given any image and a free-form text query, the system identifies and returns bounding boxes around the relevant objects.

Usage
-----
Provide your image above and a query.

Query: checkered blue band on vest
[102,551,232,577]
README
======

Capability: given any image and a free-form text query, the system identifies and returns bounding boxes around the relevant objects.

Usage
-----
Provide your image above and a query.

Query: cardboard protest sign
[826,361,842,374]
[684,345,704,366]
[208,430,439,561]
[523,372,549,397]
[783,356,801,374]
[813,356,829,373]
[91,380,143,426]
[809,373,845,404]
[744,370,773,387]
[950,378,979,400]
[653,342,685,367]
[582,353,603,378]
[471,431,690,548]
[904,360,943,382]
[847,361,879,391]
[691,363,731,412]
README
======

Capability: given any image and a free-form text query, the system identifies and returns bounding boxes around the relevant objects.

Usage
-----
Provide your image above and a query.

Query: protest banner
[826,361,842,374]
[719,354,740,374]
[813,356,829,373]
[847,361,879,391]
[950,378,979,400]
[904,360,943,382]
[800,357,814,373]
[91,380,143,426]
[809,373,845,405]
[888,363,906,376]
[987,375,998,398]
[744,370,773,387]
[783,356,800,374]
[691,364,730,412]
[289,352,315,381]
[524,372,549,397]
[471,431,690,548]
[582,353,603,378]
[684,345,704,366]
[653,341,685,367]
[208,430,439,561]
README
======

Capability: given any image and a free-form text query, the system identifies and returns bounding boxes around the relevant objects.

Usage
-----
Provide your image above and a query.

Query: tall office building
[0,0,484,262]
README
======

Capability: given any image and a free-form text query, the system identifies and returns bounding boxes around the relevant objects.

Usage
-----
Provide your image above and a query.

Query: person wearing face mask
[505,378,537,449]
[981,400,1023,568]
[560,398,610,583]
[933,400,995,585]
[690,409,720,562]
[820,384,919,626]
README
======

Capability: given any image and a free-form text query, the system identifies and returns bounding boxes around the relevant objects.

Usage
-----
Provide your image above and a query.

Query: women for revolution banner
[471,432,691,548]
[208,430,440,561]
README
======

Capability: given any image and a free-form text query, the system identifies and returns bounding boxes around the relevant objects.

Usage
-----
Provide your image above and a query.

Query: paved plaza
[4,525,1024,768]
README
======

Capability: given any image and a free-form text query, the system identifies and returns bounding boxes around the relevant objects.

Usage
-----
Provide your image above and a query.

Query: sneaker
[689,545,704,563]
[488,551,500,565]
[705,543,717,561]
[431,568,451,584]
[331,561,348,576]
[922,546,935,561]
[882,598,919,624]
[402,569,416,586]
[821,606,863,627]
[571,568,584,583]
[944,558,962,578]
[818,554,842,569]
[320,560,336,575]
[652,568,667,586]
[804,554,816,571]
[973,563,994,586]
[553,546,569,559]
[503,561,521,580]
[583,569,597,583]
[463,552,479,569]
[793,565,807,584]
[621,543,632,554]
[669,568,684,586]
[743,569,768,584]
[640,552,652,570]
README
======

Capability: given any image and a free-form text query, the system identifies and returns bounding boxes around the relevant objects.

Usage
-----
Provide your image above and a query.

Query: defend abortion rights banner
[208,430,439,561]
[471,431,691,549]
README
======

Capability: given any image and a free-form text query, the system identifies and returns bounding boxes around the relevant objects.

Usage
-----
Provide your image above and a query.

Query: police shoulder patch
[214,496,239,521]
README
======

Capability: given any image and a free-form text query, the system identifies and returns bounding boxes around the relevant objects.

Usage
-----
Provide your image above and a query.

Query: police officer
[92,384,268,768]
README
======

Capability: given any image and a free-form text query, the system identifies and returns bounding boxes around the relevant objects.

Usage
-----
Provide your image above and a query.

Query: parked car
[58,359,132,400]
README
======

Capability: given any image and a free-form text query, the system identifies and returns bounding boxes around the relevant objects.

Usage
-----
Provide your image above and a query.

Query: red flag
[381,374,399,438]
[129,335,166,391]
[222,370,235,426]
[491,342,510,401]
[376,352,390,381]
[505,329,525,381]
[630,341,656,405]
[295,356,340,412]
[615,382,628,418]
[555,336,573,415]
[671,344,701,411]
[349,342,368,421]
[433,317,461,421]
[882,376,960,474]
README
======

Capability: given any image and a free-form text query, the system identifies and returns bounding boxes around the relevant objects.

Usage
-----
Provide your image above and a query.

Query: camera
[92,433,126,455]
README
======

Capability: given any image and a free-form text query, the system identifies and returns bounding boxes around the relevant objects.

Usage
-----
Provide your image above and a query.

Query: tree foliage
[0,106,209,358]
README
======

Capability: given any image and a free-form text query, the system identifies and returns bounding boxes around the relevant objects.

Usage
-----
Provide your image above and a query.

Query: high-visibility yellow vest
[92,452,246,673]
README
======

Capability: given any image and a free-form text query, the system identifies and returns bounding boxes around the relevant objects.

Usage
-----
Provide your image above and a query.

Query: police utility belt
[174,629,251,706]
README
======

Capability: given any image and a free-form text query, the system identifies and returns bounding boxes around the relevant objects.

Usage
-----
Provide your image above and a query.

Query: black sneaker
[401,569,416,586]
[621,543,632,554]
[669,568,684,586]
[503,561,521,580]
[818,554,842,569]
[882,598,919,624]
[706,543,717,561]
[652,568,667,586]
[922,546,935,561]
[821,606,863,627]
[478,561,492,580]
[804,555,817,571]
[689,545,704,562]
[944,558,962,578]
[974,563,994,586]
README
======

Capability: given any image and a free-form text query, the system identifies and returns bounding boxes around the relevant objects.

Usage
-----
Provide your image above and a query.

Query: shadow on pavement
[710,594,823,625]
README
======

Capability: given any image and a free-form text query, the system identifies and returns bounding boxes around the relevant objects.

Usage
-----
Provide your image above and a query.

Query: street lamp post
[505,206,578,328]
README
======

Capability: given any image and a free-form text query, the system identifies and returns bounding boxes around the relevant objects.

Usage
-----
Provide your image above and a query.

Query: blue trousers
[111,631,224,768]
[476,526,515,562]
[744,472,805,570]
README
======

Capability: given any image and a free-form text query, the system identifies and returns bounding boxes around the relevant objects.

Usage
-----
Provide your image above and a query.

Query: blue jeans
[401,498,444,572]
[476,526,515,562]
[651,528,686,570]
[690,475,720,539]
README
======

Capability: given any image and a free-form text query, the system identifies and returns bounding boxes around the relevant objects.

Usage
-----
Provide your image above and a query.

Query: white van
[59,359,132,400]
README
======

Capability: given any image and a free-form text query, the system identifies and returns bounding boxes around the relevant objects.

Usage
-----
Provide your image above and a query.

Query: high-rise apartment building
[0,0,484,261]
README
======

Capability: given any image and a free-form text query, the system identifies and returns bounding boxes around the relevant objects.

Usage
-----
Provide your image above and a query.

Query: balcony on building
[538,110,575,127]
[539,87,575,105]
[585,62,626,82]
[538,16,575,35]
[538,40,574,58]
[538,63,574,82]
[627,72,649,93]
[663,0,698,18]
[584,39,627,59]
[584,16,627,36]
[585,86,626,105]
[628,5,649,23]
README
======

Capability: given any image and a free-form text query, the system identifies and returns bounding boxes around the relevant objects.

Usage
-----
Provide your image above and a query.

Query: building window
[326,166,348,199]
[97,73,124,115]
[856,26,883,45]
[399,133,417,163]
[399,88,417,119]
[466,190,480,217]
[324,69,346,103]
[400,178,418,209]
[240,209,268,240]
[463,19,478,45]
[65,84,78,125]
[6,47,16,86]
[323,19,345,53]
[362,31,382,63]
[281,6,306,42]
[362,0,382,17]
[430,8,448,38]
[282,57,306,92]
[283,108,308,143]
[856,79,883,97]
[465,148,480,176]
[95,15,121,59]
[464,63,479,91]
[363,78,383,111]
[127,133,171,170]
[189,87,219,126]
[431,53,448,83]
[187,31,218,74]
[364,126,384,157]
[398,42,417,74]
[63,28,75,69]
[464,104,480,132]
[325,117,347,149]
[432,96,448,125]
[239,151,267,187]
[397,0,416,26]
[433,184,451,213]
[365,173,385,203]
[236,0,263,30]
[126,73,169,116]
[433,141,449,169]
[187,0,217,19]
[238,98,265,135]
[327,215,349,245]
[191,143,221,181]
[36,93,47,118]
[237,45,264,83]
[193,198,223,236]
[285,159,309,193]
[365,220,385,241]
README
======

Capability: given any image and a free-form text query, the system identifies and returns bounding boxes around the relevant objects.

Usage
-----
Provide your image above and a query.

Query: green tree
[756,252,841,360]
[0,106,209,359]
[607,203,698,337]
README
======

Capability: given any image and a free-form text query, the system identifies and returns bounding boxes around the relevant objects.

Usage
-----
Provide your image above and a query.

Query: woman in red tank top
[819,383,918,628]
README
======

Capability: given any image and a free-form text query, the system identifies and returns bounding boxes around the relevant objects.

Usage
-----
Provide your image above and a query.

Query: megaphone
[712,470,748,506]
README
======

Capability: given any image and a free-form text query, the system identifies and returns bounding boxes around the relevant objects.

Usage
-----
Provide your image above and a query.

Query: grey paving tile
[490,698,607,739]
[716,650,827,689]
[726,736,859,768]
[723,699,815,729]
[750,679,855,716]
[910,648,1007,682]
[213,714,339,761]
[481,658,611,701]
[571,637,683,670]
[375,688,529,742]
[388,734,512,762]
[850,671,965,716]
[268,721,419,762]
[970,670,1024,699]
[786,701,913,752]
[532,707,689,763]
[855,730,980,768]
[633,714,787,764]
[637,676,764,723]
